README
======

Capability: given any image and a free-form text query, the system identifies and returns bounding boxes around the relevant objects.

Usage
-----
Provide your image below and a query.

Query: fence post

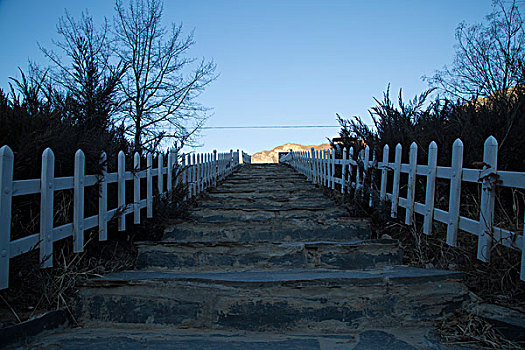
[73,149,85,253]
[446,139,464,246]
[174,143,179,189]
[315,150,320,185]
[477,136,498,262]
[133,152,141,224]
[198,154,203,193]
[320,150,325,186]
[181,154,187,199]
[99,152,108,241]
[355,150,362,198]
[158,153,163,195]
[348,147,354,191]
[213,150,217,186]
[391,144,402,218]
[204,153,208,189]
[167,148,173,193]
[405,143,418,225]
[147,153,153,218]
[522,219,525,281]
[0,146,14,289]
[341,147,347,194]
[229,150,233,175]
[369,150,376,207]
[331,149,336,190]
[423,142,438,235]
[362,146,370,198]
[118,151,126,231]
[310,147,315,183]
[191,153,196,197]
[40,148,55,268]
[325,150,329,187]
[380,145,389,202]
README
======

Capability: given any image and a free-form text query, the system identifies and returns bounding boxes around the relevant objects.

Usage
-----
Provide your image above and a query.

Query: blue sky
[0,0,496,154]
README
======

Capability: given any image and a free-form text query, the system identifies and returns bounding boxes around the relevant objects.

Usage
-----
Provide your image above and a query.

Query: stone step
[211,183,316,193]
[222,175,308,183]
[189,207,349,223]
[76,267,468,332]
[162,218,371,243]
[197,197,336,210]
[204,192,328,202]
[135,239,403,271]
[18,326,454,350]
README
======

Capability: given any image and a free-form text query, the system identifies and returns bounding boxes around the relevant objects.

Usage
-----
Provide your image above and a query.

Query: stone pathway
[14,164,470,349]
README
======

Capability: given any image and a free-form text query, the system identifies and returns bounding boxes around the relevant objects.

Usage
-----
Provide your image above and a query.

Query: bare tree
[114,0,216,152]
[425,0,525,100]
[39,11,125,131]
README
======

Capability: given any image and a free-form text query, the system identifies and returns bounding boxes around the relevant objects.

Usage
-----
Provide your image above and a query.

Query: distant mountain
[251,143,331,164]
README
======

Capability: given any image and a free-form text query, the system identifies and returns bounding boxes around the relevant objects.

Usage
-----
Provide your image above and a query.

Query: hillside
[251,143,331,164]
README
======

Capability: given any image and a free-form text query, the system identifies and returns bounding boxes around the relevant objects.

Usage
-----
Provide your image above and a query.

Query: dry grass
[440,309,522,349]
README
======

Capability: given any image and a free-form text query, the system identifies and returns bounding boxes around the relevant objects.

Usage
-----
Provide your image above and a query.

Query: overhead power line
[202,125,340,130]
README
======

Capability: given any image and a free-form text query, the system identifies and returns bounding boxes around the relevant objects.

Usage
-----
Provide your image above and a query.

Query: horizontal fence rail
[282,136,525,281]
[0,145,250,290]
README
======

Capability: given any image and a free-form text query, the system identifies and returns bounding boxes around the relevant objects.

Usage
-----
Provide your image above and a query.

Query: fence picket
[341,147,347,194]
[423,142,438,235]
[446,139,464,246]
[355,150,362,198]
[147,153,153,218]
[73,149,85,253]
[369,150,376,207]
[0,146,14,289]
[134,152,141,224]
[380,145,389,202]
[348,147,354,190]
[118,151,126,231]
[158,153,163,195]
[522,218,525,281]
[40,148,55,268]
[405,143,418,225]
[167,149,173,193]
[331,149,335,190]
[98,152,108,241]
[478,136,498,262]
[391,144,402,218]
[363,146,370,198]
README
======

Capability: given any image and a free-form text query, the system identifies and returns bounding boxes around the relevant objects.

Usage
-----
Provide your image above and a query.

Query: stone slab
[163,218,371,243]
[8,326,471,350]
[135,239,402,271]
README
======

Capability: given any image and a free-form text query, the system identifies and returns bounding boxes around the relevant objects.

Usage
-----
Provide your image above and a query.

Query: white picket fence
[0,145,249,290]
[282,136,525,281]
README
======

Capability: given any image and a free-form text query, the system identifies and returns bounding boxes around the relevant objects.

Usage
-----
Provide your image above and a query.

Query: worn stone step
[189,207,349,223]
[211,183,316,193]
[197,197,335,211]
[222,175,308,183]
[204,191,328,202]
[226,171,306,178]
[17,326,458,350]
[135,239,402,271]
[76,267,468,332]
[163,218,371,242]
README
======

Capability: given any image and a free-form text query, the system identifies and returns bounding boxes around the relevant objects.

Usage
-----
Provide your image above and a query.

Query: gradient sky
[0,0,498,154]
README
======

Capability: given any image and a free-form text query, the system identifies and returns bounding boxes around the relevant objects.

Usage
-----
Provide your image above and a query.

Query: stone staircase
[75,164,468,333]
